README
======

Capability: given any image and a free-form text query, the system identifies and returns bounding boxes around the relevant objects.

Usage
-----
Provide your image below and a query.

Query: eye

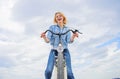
[56,14,62,17]
[56,15,59,18]
[60,15,62,17]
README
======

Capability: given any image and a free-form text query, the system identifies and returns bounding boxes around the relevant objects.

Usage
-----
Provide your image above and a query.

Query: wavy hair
[54,12,67,25]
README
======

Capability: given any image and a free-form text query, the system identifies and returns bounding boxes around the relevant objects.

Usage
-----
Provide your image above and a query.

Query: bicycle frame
[50,30,65,79]
[44,29,82,79]
[56,43,65,79]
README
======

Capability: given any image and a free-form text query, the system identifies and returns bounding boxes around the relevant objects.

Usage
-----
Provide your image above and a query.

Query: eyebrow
[56,14,62,17]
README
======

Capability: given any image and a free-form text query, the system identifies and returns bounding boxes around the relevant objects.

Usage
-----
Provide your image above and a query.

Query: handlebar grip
[72,30,83,34]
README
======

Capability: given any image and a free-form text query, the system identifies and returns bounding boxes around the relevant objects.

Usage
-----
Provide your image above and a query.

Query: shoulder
[64,25,69,30]
[49,25,57,29]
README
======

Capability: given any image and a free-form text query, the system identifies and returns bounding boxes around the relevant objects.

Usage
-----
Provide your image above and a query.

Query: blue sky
[0,0,120,79]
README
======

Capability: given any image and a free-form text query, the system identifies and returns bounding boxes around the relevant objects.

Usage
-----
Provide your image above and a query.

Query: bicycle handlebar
[44,29,82,35]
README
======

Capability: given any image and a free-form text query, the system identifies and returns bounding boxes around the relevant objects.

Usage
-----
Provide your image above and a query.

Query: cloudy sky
[0,0,120,79]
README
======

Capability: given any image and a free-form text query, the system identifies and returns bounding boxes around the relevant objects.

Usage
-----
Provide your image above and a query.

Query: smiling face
[55,13,64,23]
[54,12,67,25]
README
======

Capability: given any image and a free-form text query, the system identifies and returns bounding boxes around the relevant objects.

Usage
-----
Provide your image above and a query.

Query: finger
[41,35,45,38]
[41,34,44,38]
[76,35,78,37]
[75,34,79,37]
[40,34,43,38]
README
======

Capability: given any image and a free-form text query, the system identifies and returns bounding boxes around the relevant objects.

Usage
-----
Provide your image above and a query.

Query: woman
[41,12,78,79]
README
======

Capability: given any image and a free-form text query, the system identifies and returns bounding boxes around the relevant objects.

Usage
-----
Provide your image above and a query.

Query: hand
[70,32,79,42]
[40,32,46,38]
[72,32,79,38]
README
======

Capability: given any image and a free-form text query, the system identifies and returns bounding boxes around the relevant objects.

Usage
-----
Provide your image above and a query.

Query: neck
[58,23,64,28]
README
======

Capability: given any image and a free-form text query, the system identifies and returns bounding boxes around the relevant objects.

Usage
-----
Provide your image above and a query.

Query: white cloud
[0,0,25,34]
[0,36,50,79]
[0,0,120,79]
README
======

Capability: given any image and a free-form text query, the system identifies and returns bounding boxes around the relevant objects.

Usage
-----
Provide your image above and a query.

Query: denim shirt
[47,25,72,49]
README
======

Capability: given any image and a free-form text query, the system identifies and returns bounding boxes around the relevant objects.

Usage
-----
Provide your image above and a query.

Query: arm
[41,32,49,43]
[66,31,78,43]
[40,25,53,43]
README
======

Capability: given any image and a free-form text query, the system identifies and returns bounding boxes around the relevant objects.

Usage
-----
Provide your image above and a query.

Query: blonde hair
[54,12,67,25]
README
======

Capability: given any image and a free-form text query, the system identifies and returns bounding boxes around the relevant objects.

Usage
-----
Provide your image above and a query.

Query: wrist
[71,36,74,42]
[72,35,75,39]
[43,36,47,39]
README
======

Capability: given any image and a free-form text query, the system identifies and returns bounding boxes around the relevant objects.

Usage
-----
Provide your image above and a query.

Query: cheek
[62,17,64,20]
[55,18,58,22]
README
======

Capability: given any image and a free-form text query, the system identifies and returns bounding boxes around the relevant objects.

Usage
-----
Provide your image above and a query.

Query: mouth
[57,18,62,21]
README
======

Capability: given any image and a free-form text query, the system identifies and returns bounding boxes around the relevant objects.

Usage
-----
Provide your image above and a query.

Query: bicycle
[44,29,82,79]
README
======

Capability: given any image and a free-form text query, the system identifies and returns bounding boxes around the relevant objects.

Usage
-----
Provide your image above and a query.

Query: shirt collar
[56,24,66,29]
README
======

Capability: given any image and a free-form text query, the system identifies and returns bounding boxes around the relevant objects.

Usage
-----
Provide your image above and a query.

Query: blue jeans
[45,49,75,79]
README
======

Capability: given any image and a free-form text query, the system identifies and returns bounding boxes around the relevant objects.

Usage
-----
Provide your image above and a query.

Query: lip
[57,18,62,21]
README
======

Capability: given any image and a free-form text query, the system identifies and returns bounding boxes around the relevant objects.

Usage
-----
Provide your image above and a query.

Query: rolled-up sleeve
[47,26,53,40]
[66,31,73,43]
